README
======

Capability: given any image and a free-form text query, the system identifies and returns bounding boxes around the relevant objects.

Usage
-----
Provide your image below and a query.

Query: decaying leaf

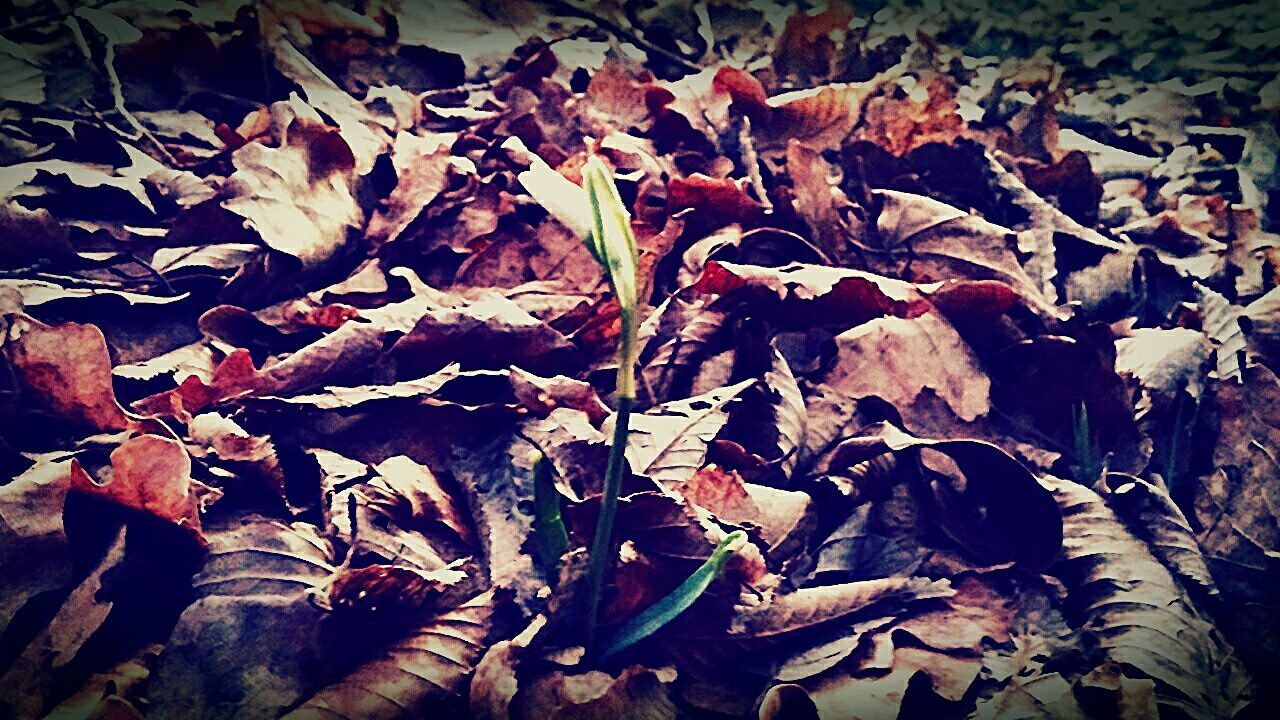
[1193,365,1280,681]
[1051,477,1253,720]
[623,379,755,487]
[221,98,363,270]
[0,459,75,636]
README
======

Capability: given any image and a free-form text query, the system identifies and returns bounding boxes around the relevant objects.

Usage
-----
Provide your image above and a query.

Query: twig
[421,80,499,100]
[540,0,700,73]
[103,252,177,296]
[62,9,178,166]
[1,269,139,289]
[100,37,178,165]
[739,117,773,214]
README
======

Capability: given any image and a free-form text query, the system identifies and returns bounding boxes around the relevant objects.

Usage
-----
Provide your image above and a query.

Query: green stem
[584,308,638,655]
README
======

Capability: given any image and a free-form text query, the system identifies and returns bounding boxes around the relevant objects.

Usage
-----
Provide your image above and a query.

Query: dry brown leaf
[372,455,474,545]
[825,309,989,428]
[773,3,853,82]
[366,131,457,247]
[283,590,498,719]
[147,514,336,720]
[6,317,128,431]
[221,98,363,269]
[1194,364,1280,680]
[70,434,213,542]
[518,665,679,720]
[1,530,126,718]
[857,72,967,156]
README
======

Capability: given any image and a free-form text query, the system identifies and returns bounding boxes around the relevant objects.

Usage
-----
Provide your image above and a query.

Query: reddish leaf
[6,317,127,431]
[70,434,213,542]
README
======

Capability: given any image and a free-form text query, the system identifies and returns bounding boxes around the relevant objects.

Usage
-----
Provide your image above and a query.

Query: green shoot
[579,155,641,656]
[598,531,748,663]
[1072,401,1103,484]
[531,451,569,580]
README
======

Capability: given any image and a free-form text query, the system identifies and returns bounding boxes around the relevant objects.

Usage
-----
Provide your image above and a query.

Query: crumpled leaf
[517,664,679,720]
[70,434,214,542]
[725,578,953,642]
[635,293,728,407]
[811,422,1064,570]
[0,529,126,719]
[40,644,160,720]
[390,295,583,378]
[269,37,389,174]
[871,189,1053,310]
[448,431,545,613]
[824,309,990,431]
[1193,364,1280,680]
[136,321,386,420]
[857,71,967,156]
[372,455,474,546]
[0,200,74,269]
[694,261,930,328]
[366,132,458,246]
[221,98,363,269]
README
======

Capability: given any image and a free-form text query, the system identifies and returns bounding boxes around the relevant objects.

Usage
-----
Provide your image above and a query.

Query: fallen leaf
[366,131,457,246]
[70,434,211,542]
[221,98,363,269]
[824,310,990,429]
[623,379,755,487]
[147,514,336,720]
[284,590,498,719]
[390,295,583,378]
[1050,477,1254,720]
[1193,364,1280,681]
[0,530,126,718]
[329,562,467,615]
[518,665,679,720]
[373,455,474,545]
[0,459,74,637]
[6,317,128,431]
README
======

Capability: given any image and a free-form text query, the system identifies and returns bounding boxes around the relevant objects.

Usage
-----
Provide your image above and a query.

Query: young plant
[580,155,641,655]
[564,156,747,660]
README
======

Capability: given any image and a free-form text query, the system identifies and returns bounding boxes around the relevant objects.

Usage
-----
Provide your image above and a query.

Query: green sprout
[1072,401,1103,484]
[531,451,569,579]
[579,155,641,655]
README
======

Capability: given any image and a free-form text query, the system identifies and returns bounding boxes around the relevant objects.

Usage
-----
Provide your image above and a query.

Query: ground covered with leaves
[2,0,1280,718]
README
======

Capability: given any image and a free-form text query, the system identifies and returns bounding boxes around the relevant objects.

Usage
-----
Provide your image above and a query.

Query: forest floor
[2,1,1280,718]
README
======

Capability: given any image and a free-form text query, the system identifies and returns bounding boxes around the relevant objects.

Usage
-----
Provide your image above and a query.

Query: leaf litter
[1,0,1279,718]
